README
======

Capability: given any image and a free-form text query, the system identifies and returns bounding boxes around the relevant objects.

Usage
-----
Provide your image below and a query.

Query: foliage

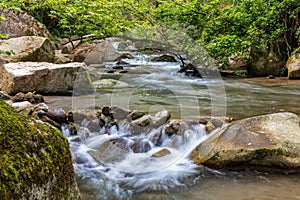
[1,0,300,68]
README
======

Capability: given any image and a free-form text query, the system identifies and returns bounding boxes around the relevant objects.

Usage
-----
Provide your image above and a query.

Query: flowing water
[46,53,300,199]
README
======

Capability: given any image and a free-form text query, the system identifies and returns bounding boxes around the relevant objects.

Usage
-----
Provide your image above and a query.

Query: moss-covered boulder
[191,112,300,171]
[286,47,300,79]
[0,101,81,199]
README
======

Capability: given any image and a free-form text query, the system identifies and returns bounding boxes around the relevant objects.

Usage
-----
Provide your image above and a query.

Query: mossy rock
[0,101,81,199]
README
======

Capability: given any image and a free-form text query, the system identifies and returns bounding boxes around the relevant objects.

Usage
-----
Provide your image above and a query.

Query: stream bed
[45,53,300,200]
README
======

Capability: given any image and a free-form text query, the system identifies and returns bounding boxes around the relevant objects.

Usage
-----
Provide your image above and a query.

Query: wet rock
[0,8,51,38]
[85,118,101,133]
[0,36,54,63]
[151,110,171,128]
[148,131,163,146]
[163,119,189,135]
[192,112,300,170]
[12,92,44,104]
[131,138,152,153]
[128,110,145,121]
[89,140,129,163]
[151,148,171,158]
[67,123,78,136]
[205,121,217,133]
[0,90,11,100]
[150,55,177,62]
[286,47,300,79]
[131,115,151,127]
[0,62,91,95]
[70,110,97,126]
[92,79,129,89]
[111,106,131,120]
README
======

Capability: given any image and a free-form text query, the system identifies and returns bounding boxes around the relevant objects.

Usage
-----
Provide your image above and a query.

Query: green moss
[0,101,79,199]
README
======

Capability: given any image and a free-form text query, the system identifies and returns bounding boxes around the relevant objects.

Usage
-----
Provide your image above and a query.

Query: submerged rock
[92,79,129,89]
[192,112,300,171]
[0,101,81,199]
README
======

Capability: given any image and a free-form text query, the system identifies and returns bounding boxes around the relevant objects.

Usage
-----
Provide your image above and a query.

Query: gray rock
[0,36,54,63]
[88,140,129,163]
[0,62,91,95]
[0,8,51,38]
[192,112,300,170]
[151,110,171,128]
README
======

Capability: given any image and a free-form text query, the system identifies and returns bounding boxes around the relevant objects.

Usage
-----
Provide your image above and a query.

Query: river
[45,53,300,200]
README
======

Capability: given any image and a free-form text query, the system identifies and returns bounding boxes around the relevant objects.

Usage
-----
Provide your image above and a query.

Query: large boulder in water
[191,112,300,171]
[286,47,300,79]
[0,62,92,95]
[0,101,81,199]
[0,8,51,38]
[0,36,54,63]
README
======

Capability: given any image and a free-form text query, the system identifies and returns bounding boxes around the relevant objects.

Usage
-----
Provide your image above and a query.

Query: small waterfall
[61,121,223,199]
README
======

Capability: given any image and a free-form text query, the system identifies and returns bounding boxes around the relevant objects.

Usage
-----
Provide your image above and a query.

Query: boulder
[88,140,129,163]
[0,36,54,62]
[73,41,120,64]
[163,119,189,135]
[151,110,171,128]
[247,45,285,76]
[0,62,92,95]
[0,8,51,38]
[286,47,300,79]
[0,101,81,199]
[191,112,300,171]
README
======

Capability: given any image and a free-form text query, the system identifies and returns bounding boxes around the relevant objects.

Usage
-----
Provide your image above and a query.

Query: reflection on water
[45,53,300,199]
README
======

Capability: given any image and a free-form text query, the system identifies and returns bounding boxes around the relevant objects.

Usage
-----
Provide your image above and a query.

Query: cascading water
[61,121,224,199]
